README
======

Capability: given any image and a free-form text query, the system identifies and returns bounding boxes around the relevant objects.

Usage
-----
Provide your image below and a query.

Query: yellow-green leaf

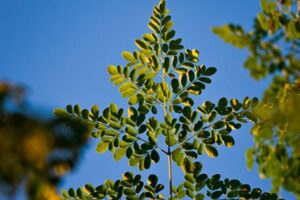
[107,65,119,75]
[96,142,109,154]
[114,148,126,161]
[205,144,218,158]
[122,51,135,61]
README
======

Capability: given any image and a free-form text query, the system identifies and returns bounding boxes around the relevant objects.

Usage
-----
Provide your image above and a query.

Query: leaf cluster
[213,0,300,197]
[55,0,281,199]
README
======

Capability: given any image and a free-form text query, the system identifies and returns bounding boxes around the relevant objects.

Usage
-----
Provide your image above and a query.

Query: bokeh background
[0,1,295,199]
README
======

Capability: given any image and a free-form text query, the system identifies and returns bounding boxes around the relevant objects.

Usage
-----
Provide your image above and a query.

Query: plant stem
[170,117,225,154]
[167,146,173,199]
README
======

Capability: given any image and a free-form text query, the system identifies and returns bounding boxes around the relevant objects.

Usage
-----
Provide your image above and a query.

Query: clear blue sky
[0,0,295,199]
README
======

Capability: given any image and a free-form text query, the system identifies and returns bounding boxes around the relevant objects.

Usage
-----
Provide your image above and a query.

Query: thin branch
[171,77,197,104]
[171,119,224,154]
[167,147,173,200]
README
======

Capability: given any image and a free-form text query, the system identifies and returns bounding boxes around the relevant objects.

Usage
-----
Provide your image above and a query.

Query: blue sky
[0,1,295,199]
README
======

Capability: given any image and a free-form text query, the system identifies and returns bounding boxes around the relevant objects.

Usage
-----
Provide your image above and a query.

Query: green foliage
[62,171,279,200]
[56,0,279,199]
[61,172,165,200]
[213,0,300,198]
[0,82,90,200]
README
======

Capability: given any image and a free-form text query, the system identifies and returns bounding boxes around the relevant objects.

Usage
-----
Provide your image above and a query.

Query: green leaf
[250,97,259,108]
[126,146,133,158]
[143,33,156,43]
[155,184,164,193]
[149,22,160,33]
[128,95,138,105]
[194,121,203,132]
[96,142,109,154]
[211,191,223,199]
[204,67,217,76]
[135,39,148,50]
[261,0,276,14]
[230,98,242,111]
[185,151,198,159]
[162,57,170,73]
[187,86,201,95]
[205,144,218,158]
[184,181,194,190]
[145,71,157,80]
[172,148,183,163]
[165,30,176,41]
[84,184,94,194]
[129,157,140,167]
[53,108,70,118]
[74,105,81,116]
[218,97,228,108]
[191,161,202,176]
[251,188,262,199]
[162,15,171,25]
[181,157,192,173]
[257,13,268,31]
[213,121,225,129]
[68,188,76,197]
[195,193,205,200]
[199,77,211,84]
[287,20,300,39]
[126,126,137,136]
[124,188,136,195]
[185,174,195,183]
[229,179,241,189]
[107,65,119,75]
[245,148,254,170]
[148,174,158,188]
[66,104,73,113]
[243,96,251,109]
[182,106,192,119]
[182,62,194,68]
[144,154,151,169]
[220,135,235,147]
[171,78,180,92]
[182,142,194,150]
[110,103,118,113]
[165,133,177,146]
[109,122,122,130]
[122,51,135,61]
[180,73,188,87]
[114,148,126,161]
[151,150,160,163]
[61,189,69,198]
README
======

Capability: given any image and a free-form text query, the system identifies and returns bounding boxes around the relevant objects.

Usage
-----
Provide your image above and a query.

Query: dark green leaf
[204,67,217,76]
[150,150,160,163]
[135,39,148,50]
[148,174,158,188]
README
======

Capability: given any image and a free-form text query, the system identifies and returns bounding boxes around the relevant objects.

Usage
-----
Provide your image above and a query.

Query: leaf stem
[171,78,197,103]
[167,147,173,199]
[170,120,217,154]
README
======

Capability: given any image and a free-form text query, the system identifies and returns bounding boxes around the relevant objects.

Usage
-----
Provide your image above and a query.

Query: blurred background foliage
[0,81,90,200]
[213,0,300,198]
